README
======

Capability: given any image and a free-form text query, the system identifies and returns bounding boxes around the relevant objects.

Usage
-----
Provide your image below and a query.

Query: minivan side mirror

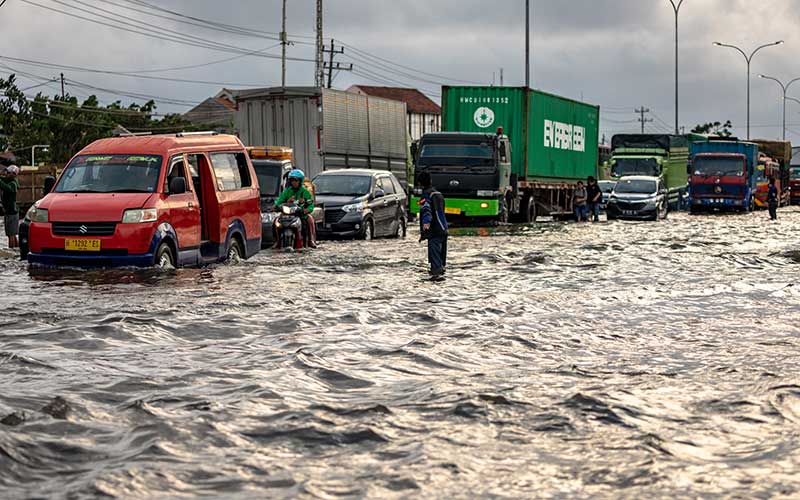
[410,142,419,159]
[169,177,187,195]
[372,189,386,199]
[43,176,56,196]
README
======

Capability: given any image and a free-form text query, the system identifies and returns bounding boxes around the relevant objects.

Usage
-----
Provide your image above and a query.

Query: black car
[314,170,407,240]
[254,159,322,247]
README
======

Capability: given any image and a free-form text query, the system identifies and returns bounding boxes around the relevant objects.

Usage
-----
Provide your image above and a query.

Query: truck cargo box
[441,86,600,182]
[233,87,408,182]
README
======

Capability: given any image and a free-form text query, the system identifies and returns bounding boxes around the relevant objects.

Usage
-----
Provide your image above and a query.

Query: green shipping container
[442,86,600,182]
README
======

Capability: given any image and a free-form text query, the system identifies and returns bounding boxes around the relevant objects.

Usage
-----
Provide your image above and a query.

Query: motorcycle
[274,202,309,250]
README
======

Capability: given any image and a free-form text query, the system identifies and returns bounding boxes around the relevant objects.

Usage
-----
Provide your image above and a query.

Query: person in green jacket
[1,165,20,249]
[273,169,316,248]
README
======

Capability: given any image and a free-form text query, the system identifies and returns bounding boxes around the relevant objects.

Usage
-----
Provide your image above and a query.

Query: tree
[0,73,201,164]
[691,120,733,137]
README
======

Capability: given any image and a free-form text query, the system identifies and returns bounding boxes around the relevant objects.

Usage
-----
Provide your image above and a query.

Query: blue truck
[688,138,758,213]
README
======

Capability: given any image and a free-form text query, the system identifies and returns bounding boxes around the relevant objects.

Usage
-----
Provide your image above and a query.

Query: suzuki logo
[449,180,460,187]
[79,225,88,234]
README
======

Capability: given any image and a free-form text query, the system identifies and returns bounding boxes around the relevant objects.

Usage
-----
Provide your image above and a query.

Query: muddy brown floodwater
[1,210,800,499]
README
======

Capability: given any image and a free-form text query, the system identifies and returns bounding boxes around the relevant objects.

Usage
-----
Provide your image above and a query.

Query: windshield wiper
[104,189,152,193]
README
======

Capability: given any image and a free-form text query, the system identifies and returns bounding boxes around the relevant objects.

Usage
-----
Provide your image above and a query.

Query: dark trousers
[428,235,448,275]
[769,202,778,220]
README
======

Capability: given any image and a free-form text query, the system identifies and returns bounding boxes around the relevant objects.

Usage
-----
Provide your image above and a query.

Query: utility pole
[280,0,287,88]
[636,106,653,133]
[525,0,530,88]
[315,0,324,88]
[323,39,351,89]
[500,68,504,86]
[60,73,65,99]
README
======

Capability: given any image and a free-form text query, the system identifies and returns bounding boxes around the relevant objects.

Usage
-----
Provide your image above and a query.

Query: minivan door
[166,156,201,254]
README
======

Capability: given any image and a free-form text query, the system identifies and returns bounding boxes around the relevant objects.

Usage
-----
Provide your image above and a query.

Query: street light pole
[713,40,784,140]
[31,144,49,168]
[668,0,685,135]
[758,75,800,140]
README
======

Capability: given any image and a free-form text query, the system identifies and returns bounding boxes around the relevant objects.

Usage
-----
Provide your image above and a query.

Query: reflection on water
[2,210,800,498]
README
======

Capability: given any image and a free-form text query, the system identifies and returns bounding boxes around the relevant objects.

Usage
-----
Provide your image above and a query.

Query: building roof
[347,86,440,115]
[183,97,235,125]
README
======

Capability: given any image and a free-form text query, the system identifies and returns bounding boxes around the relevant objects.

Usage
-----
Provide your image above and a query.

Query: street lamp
[713,40,784,140]
[758,74,800,140]
[668,0,685,135]
[31,144,49,167]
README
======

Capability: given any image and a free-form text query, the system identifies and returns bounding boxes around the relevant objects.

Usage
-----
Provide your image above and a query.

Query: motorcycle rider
[273,169,316,248]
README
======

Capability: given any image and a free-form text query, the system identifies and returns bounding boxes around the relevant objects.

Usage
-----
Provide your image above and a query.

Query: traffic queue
[16,132,408,269]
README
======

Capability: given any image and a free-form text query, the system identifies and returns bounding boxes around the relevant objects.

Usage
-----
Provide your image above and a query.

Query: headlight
[26,204,48,223]
[121,208,158,224]
[342,202,365,213]
[261,212,277,223]
[281,205,293,215]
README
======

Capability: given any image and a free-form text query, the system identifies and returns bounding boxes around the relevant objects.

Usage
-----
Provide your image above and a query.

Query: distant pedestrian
[0,165,20,248]
[417,171,448,279]
[767,176,778,221]
[586,176,602,223]
[573,180,588,222]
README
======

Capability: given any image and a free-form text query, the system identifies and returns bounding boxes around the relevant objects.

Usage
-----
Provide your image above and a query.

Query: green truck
[411,86,600,222]
[603,134,706,210]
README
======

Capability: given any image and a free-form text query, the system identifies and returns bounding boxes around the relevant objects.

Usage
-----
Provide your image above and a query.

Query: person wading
[768,176,779,221]
[573,180,588,222]
[417,171,448,279]
[0,166,20,249]
[586,176,602,223]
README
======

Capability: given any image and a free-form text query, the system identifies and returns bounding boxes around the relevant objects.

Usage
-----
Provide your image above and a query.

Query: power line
[635,106,653,133]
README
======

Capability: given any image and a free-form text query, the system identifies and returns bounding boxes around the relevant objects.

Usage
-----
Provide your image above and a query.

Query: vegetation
[0,74,198,165]
[692,120,734,137]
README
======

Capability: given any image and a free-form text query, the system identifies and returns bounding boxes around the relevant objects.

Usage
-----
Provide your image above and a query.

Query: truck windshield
[693,157,744,177]
[611,158,659,177]
[418,143,494,167]
[252,160,283,197]
[313,175,372,196]
[791,167,800,180]
[55,155,162,193]
[615,179,656,194]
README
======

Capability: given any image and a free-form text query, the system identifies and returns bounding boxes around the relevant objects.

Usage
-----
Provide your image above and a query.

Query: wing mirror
[43,176,56,196]
[169,177,187,195]
[372,189,386,199]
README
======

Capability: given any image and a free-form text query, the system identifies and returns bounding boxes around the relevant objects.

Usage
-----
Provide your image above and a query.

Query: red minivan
[26,132,262,268]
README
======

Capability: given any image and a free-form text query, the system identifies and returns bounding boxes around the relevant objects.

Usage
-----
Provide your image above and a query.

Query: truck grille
[324,210,346,224]
[52,222,118,237]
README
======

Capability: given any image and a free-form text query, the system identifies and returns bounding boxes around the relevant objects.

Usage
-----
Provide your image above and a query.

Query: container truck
[410,86,600,222]
[688,138,759,213]
[603,133,705,210]
[232,87,408,184]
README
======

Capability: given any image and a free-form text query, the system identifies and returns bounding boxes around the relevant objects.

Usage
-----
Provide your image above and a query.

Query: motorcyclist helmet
[288,169,305,183]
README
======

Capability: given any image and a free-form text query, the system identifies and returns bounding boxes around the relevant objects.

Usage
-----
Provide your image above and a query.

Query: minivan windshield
[693,157,744,177]
[417,143,495,168]
[314,175,372,196]
[55,154,162,193]
[791,167,800,180]
[252,160,283,197]
[614,179,657,194]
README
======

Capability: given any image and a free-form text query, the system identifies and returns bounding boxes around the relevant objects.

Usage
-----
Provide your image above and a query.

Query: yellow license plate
[65,239,101,251]
[444,207,461,215]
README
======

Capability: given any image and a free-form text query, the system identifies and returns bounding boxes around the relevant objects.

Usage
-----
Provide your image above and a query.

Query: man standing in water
[573,180,588,222]
[0,165,20,249]
[417,171,448,280]
[586,176,602,223]
[768,177,778,221]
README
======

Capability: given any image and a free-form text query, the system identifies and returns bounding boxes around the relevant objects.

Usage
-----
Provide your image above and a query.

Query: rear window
[210,152,252,191]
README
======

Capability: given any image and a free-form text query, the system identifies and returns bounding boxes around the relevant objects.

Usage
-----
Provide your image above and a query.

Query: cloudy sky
[2,0,800,141]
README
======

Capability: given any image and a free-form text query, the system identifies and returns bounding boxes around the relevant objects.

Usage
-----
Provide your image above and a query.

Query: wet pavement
[1,209,800,499]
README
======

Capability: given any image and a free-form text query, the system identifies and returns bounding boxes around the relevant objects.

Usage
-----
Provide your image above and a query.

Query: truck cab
[687,139,757,213]
[411,131,512,220]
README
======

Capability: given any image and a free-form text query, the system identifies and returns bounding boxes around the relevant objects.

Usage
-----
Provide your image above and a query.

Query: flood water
[2,210,800,499]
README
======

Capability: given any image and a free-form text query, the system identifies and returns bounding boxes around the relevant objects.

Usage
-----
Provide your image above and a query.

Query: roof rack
[175,131,220,138]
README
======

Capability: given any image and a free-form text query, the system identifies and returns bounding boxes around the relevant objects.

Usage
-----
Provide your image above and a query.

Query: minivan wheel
[361,219,374,241]
[227,239,243,263]
[155,242,175,269]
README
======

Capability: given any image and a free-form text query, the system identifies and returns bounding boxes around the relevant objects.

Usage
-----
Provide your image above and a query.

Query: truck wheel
[521,196,536,223]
